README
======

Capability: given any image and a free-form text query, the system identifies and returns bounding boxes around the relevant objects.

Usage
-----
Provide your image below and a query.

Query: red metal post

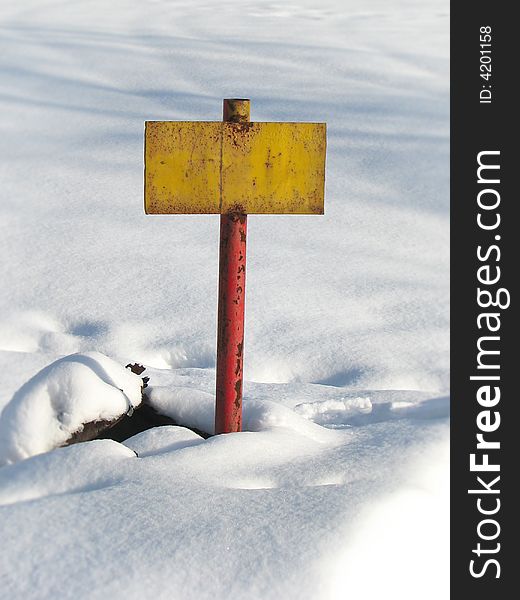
[215,99,250,434]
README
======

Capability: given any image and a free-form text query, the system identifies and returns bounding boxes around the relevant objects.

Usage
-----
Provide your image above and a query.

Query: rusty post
[214,99,250,434]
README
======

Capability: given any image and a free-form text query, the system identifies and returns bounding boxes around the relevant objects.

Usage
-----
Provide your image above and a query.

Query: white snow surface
[0,352,143,465]
[0,0,449,598]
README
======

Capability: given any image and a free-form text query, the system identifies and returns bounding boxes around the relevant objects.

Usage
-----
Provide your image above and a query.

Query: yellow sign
[144,121,326,214]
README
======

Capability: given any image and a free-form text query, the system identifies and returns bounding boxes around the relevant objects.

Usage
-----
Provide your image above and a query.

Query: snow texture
[0,0,449,598]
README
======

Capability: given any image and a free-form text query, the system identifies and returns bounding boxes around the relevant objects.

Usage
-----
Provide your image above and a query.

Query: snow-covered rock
[0,352,143,465]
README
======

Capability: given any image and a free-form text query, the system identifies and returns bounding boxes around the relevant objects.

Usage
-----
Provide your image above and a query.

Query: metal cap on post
[223,98,250,123]
[214,99,250,434]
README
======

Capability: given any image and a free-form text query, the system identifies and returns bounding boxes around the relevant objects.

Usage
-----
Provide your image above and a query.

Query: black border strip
[451,3,515,595]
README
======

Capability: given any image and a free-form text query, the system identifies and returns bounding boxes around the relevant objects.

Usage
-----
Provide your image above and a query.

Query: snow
[0,410,448,600]
[124,425,204,457]
[0,352,143,466]
[0,0,449,598]
[294,396,372,426]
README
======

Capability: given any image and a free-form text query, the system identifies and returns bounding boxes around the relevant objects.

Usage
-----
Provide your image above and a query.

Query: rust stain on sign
[144,121,326,214]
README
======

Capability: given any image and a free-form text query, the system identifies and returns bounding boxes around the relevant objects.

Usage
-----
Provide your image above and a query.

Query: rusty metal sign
[144,99,327,435]
[144,120,326,214]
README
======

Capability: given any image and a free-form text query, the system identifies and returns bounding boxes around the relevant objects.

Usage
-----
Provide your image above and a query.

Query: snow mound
[0,439,136,506]
[148,386,215,435]
[123,425,204,457]
[242,399,337,442]
[0,352,143,466]
[148,386,338,443]
[294,397,372,426]
[293,394,450,428]
[389,396,450,418]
